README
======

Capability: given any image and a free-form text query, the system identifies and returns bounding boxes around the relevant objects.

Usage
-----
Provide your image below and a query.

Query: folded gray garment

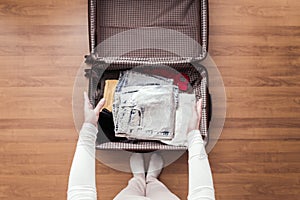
[113,70,176,128]
[114,84,178,140]
[160,93,196,146]
[115,70,173,92]
[127,71,173,86]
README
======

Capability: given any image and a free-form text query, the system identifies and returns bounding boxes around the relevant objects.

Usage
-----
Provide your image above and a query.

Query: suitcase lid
[88,0,208,64]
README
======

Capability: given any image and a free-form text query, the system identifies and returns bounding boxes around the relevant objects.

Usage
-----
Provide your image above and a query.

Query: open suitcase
[85,0,211,151]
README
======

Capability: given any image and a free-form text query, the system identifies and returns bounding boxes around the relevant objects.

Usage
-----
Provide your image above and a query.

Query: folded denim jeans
[114,84,178,140]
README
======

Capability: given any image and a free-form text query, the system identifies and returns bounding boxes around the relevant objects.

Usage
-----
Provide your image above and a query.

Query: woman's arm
[67,123,98,200]
[187,130,215,200]
[67,92,105,200]
[186,99,215,200]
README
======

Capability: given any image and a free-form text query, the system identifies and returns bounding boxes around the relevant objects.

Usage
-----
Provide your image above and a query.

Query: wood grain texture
[0,0,299,200]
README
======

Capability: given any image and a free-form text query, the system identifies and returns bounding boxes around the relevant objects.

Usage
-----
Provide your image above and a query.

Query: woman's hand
[187,98,202,133]
[84,92,105,127]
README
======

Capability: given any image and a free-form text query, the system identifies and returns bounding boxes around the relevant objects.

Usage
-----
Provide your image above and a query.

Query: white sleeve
[187,130,215,200]
[67,123,98,200]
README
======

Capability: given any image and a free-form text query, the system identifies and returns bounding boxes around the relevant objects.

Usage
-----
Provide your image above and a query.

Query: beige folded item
[103,80,118,111]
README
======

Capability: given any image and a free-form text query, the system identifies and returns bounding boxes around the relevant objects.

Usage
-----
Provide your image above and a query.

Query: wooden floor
[0,0,299,199]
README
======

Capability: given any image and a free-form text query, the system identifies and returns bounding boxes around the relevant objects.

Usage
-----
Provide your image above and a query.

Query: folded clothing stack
[113,71,178,140]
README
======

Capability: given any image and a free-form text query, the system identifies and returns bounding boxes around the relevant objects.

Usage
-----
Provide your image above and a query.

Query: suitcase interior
[86,0,210,151]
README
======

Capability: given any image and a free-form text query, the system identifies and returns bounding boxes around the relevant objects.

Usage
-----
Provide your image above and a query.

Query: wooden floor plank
[0,0,299,199]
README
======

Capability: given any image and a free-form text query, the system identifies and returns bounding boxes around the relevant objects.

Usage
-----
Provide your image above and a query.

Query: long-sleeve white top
[67,123,215,200]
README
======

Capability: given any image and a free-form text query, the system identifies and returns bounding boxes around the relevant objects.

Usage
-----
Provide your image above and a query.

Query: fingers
[84,91,105,114]
[84,91,92,110]
[94,98,106,115]
[196,99,202,129]
[196,98,202,117]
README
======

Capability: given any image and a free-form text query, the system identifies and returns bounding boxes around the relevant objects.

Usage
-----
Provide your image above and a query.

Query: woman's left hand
[84,92,105,127]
